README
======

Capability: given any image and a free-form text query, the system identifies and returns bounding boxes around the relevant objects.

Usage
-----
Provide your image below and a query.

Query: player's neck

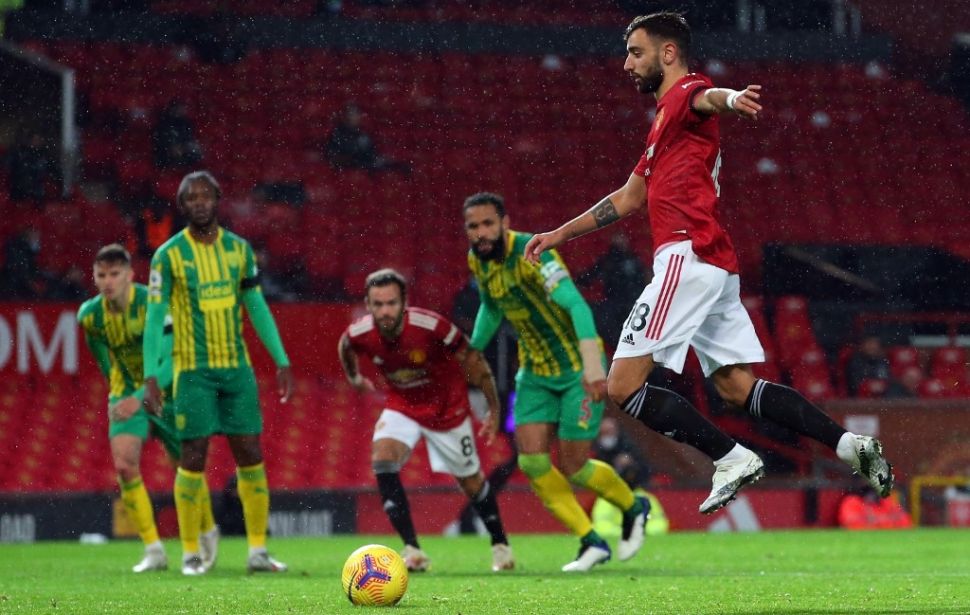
[187,222,219,244]
[655,66,689,102]
[378,311,406,340]
[106,286,131,313]
[379,323,405,341]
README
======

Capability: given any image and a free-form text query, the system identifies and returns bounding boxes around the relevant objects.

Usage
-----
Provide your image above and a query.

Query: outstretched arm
[524,171,646,263]
[456,346,501,445]
[242,288,293,403]
[337,332,375,393]
[692,84,762,119]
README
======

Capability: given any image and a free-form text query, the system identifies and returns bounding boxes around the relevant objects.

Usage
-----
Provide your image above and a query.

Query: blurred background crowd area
[1,0,969,448]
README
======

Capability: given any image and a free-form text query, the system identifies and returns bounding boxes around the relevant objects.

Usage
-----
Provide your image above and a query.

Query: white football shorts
[612,241,765,377]
[373,409,481,478]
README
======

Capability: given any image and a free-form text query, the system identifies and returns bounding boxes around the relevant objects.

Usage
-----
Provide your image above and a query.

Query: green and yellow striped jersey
[468,230,583,378]
[148,227,257,373]
[77,284,150,398]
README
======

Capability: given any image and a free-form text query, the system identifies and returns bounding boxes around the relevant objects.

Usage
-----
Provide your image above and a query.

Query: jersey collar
[102,283,135,315]
[184,226,223,246]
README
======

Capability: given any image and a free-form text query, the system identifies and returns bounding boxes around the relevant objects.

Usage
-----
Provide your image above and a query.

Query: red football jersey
[346,307,470,431]
[632,72,739,274]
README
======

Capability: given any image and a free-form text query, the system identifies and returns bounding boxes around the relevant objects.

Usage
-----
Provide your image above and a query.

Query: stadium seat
[856,378,889,399]
[930,347,968,387]
[888,346,922,379]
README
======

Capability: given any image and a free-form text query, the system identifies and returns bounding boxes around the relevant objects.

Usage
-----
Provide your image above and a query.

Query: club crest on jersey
[408,349,427,364]
[646,144,655,160]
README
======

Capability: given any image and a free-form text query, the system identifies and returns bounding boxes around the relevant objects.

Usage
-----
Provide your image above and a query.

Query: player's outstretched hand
[109,396,141,422]
[477,409,500,446]
[278,366,294,403]
[582,378,608,403]
[524,229,565,264]
[730,85,762,120]
[144,377,163,416]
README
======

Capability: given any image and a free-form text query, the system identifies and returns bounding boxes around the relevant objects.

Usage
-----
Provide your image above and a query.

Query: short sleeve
[436,316,468,355]
[633,152,649,177]
[148,250,171,304]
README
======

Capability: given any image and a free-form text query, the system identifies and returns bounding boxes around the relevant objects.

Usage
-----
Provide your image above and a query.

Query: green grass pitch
[2,529,969,614]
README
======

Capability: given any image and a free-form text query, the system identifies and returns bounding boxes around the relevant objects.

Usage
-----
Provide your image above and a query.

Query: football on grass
[341,544,409,607]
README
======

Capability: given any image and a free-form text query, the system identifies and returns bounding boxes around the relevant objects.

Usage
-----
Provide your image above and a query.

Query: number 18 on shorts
[612,241,764,378]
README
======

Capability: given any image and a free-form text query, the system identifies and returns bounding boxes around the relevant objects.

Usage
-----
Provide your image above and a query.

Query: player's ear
[125,266,134,283]
[662,41,677,66]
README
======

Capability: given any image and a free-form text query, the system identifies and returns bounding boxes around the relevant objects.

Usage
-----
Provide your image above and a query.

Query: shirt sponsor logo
[198,280,236,312]
[386,368,430,389]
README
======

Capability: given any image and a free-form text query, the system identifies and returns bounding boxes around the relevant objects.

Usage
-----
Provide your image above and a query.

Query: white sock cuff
[714,443,750,466]
[835,432,857,463]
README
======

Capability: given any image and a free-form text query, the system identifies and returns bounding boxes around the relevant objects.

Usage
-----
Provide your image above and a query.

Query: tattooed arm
[524,172,646,263]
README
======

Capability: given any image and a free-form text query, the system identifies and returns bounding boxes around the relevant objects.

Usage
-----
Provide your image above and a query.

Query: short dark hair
[462,192,506,217]
[365,268,407,301]
[176,170,222,207]
[94,243,131,267]
[624,12,691,59]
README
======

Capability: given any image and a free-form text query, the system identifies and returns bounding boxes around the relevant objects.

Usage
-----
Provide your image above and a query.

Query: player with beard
[338,269,514,572]
[143,170,294,575]
[463,192,649,572]
[524,12,893,513]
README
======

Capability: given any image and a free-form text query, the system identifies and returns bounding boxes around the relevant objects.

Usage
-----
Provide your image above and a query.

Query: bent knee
[714,380,753,408]
[607,375,638,407]
[517,453,552,479]
[115,463,140,483]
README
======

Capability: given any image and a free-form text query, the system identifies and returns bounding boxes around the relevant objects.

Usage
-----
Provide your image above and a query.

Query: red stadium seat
[930,347,967,385]
[856,378,889,399]
[888,346,922,379]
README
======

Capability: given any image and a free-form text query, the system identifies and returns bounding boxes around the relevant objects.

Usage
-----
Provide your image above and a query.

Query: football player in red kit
[338,269,514,572]
[525,12,892,514]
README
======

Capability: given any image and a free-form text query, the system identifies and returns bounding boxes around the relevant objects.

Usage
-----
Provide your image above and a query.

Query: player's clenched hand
[277,366,294,403]
[524,230,564,264]
[144,377,163,416]
[582,378,608,403]
[729,85,762,120]
[478,409,500,446]
[109,396,141,422]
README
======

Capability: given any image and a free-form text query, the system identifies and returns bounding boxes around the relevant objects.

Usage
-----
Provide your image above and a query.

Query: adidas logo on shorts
[621,333,635,345]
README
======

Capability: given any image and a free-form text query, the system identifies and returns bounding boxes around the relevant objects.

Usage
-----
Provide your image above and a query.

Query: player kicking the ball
[338,269,514,573]
[525,12,893,513]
